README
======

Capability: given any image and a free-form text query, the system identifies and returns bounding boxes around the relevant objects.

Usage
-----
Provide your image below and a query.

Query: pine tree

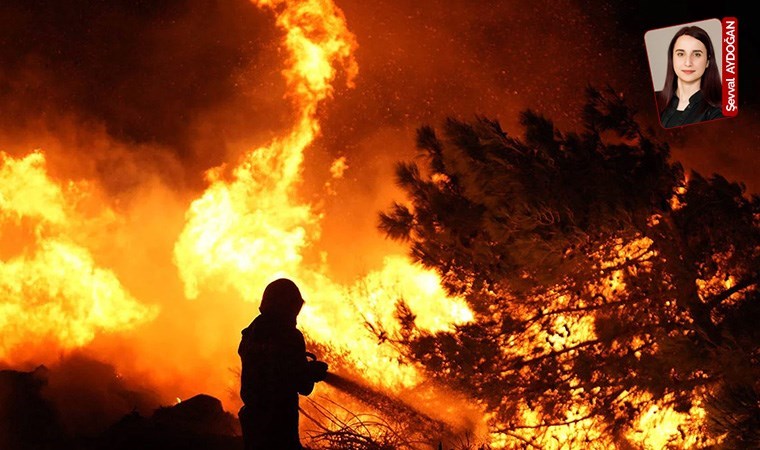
[377,87,760,447]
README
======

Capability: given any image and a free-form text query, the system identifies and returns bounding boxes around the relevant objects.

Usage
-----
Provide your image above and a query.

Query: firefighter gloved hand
[307,360,328,382]
[305,352,329,382]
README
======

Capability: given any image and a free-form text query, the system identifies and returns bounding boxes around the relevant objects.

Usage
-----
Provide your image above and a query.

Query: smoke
[1,0,757,195]
[322,371,487,444]
[0,0,289,192]
[323,372,450,432]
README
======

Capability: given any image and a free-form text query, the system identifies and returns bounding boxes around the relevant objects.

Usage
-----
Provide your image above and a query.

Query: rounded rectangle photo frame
[644,18,738,129]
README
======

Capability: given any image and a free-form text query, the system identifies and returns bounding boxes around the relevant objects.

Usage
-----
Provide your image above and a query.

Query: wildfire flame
[0,151,157,361]
[173,0,471,392]
[174,0,359,301]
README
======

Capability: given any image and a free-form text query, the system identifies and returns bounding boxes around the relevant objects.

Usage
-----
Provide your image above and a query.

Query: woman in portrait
[658,26,723,128]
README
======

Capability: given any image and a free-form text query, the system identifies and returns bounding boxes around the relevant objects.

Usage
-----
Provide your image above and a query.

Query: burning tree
[377,87,760,448]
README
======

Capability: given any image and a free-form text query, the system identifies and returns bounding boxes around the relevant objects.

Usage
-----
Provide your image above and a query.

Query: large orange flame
[0,151,157,361]
[174,0,358,301]
[173,0,472,394]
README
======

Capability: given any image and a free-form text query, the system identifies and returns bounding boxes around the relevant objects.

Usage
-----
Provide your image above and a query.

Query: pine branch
[521,297,629,327]
[514,339,603,368]
[497,413,594,431]
[378,203,414,241]
[705,274,760,309]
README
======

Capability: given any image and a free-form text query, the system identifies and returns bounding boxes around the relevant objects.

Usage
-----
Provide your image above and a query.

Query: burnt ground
[0,366,242,450]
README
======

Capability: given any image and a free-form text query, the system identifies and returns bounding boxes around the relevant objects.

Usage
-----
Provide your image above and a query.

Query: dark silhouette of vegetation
[302,396,491,450]
[302,396,416,450]
[377,86,760,447]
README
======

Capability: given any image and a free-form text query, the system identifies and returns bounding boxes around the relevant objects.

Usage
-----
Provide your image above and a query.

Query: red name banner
[722,17,738,117]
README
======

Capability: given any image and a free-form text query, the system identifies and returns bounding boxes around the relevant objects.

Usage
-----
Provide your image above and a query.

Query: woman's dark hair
[658,26,722,114]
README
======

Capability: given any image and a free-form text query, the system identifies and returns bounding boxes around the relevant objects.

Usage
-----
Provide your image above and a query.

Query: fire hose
[302,360,452,439]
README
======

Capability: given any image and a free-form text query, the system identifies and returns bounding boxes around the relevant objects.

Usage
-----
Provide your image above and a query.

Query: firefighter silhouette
[238,278,328,450]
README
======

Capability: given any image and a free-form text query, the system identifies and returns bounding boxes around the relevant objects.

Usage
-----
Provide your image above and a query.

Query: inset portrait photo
[645,19,735,129]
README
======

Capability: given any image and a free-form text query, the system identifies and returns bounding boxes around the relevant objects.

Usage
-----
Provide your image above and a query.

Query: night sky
[1,2,755,163]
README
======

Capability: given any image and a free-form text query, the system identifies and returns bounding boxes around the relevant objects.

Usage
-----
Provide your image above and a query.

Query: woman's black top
[659,90,723,128]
